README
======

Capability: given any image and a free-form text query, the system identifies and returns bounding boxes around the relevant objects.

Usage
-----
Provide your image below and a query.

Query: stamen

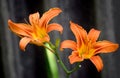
[24,18,30,25]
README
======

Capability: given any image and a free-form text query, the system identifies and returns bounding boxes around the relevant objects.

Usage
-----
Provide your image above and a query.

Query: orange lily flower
[8,8,63,51]
[60,21,119,71]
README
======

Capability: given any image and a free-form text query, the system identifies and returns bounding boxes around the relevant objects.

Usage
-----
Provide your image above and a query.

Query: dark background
[0,0,120,78]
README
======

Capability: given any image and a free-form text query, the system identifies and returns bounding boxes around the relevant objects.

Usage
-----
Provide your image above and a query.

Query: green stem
[43,45,55,53]
[54,48,80,75]
[69,63,80,74]
[43,43,81,78]
[54,50,71,78]
[44,43,70,76]
[55,51,69,74]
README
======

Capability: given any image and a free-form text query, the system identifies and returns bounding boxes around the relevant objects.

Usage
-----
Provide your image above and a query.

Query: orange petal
[94,40,119,54]
[8,20,32,37]
[29,12,39,26]
[47,23,63,34]
[69,51,83,64]
[60,40,77,51]
[39,8,62,28]
[90,56,103,72]
[70,21,87,47]
[88,28,101,43]
[19,37,31,51]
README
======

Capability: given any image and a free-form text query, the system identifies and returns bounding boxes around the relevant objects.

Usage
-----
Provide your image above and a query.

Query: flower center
[78,40,95,59]
[32,25,47,41]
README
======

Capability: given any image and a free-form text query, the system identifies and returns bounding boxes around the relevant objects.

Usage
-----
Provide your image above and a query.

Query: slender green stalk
[68,63,80,74]
[43,43,81,78]
[54,48,71,78]
[55,51,69,74]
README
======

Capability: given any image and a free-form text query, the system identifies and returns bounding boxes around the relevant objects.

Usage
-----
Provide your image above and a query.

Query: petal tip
[52,7,62,12]
[90,56,103,72]
[8,19,13,25]
[19,37,31,52]
[8,19,11,23]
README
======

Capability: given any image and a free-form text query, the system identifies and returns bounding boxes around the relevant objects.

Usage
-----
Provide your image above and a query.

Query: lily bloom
[8,8,63,51]
[60,21,119,71]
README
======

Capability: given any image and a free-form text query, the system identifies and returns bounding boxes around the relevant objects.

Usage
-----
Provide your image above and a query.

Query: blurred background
[0,0,120,78]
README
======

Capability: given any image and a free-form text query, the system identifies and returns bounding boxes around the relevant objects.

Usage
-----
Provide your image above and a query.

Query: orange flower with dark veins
[60,21,119,72]
[8,8,63,51]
